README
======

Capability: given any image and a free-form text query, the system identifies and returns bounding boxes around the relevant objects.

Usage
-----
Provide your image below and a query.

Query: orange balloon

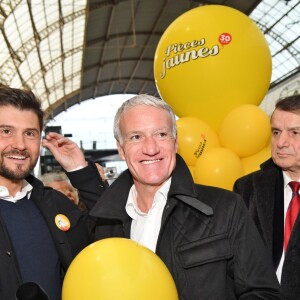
[194,147,243,191]
[177,117,220,166]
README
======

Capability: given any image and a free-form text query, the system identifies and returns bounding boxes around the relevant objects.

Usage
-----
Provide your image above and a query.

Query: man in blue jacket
[0,86,103,299]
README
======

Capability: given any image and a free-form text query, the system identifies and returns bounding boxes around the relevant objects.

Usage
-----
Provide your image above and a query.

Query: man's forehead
[0,106,40,131]
[272,109,300,120]
[271,110,300,128]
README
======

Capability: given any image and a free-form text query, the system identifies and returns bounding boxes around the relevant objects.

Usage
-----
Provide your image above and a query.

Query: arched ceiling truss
[0,0,299,123]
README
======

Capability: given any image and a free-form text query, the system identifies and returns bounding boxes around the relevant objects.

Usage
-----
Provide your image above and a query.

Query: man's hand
[95,163,107,183]
[42,132,87,172]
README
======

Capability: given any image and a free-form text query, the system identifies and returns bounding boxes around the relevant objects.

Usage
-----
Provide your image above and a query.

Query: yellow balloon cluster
[177,117,220,166]
[219,104,271,157]
[154,5,272,132]
[154,4,272,190]
[62,238,178,300]
[194,147,244,191]
[176,104,271,190]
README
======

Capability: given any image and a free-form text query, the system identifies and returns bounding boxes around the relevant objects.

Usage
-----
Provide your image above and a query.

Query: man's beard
[0,151,37,180]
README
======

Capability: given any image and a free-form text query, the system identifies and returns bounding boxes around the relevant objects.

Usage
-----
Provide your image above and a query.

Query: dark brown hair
[275,94,300,113]
[0,85,44,131]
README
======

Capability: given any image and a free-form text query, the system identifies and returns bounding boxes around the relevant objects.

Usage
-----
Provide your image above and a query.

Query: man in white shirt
[45,94,281,299]
[234,94,300,300]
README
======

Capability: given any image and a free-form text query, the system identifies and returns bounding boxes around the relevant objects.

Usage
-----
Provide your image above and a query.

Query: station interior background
[0,0,299,180]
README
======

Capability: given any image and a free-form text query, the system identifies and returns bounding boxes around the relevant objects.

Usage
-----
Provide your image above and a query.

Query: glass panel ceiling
[249,0,300,85]
[0,0,299,118]
[0,0,87,111]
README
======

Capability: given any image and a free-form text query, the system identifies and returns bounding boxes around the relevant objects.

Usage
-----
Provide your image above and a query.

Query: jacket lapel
[90,154,213,237]
[253,161,282,252]
[90,170,133,223]
[250,160,284,268]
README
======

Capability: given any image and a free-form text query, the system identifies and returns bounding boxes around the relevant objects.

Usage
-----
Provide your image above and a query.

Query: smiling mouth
[5,155,27,160]
[142,159,161,165]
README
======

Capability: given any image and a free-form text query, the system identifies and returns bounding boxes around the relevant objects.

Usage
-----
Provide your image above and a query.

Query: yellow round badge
[55,214,71,231]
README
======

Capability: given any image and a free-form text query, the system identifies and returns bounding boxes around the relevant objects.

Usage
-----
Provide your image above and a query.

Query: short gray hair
[40,172,69,186]
[113,94,177,144]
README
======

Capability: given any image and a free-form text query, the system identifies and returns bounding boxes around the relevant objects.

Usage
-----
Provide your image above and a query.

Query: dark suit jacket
[234,158,300,300]
[88,155,281,299]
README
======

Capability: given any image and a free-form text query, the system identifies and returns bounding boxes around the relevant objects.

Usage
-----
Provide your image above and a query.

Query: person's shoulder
[235,170,260,186]
[194,184,247,225]
[197,183,242,207]
[42,185,78,208]
[235,158,278,185]
[198,183,238,196]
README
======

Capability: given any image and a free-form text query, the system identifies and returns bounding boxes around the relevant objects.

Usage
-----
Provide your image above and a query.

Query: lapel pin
[55,214,71,231]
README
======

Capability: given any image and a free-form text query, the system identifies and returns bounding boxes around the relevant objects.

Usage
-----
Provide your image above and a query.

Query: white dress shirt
[276,171,299,282]
[125,178,171,252]
[0,180,33,203]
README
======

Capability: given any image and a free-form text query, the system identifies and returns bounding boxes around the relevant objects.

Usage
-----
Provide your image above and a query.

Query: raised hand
[42,132,87,172]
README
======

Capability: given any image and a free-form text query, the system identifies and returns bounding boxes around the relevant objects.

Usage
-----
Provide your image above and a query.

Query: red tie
[284,181,300,252]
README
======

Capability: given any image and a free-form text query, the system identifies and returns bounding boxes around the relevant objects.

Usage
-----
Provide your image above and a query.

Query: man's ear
[117,142,125,160]
[175,137,178,153]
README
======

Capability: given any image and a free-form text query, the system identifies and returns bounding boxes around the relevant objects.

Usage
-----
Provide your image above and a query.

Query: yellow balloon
[154,5,271,132]
[177,117,220,166]
[219,104,271,157]
[194,147,244,191]
[62,238,178,300]
[242,146,271,175]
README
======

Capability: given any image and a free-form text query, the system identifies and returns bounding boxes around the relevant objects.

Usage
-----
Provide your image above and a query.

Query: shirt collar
[126,177,172,220]
[0,180,33,203]
[282,171,300,189]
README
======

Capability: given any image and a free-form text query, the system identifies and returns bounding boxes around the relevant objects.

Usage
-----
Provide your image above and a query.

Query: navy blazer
[0,161,103,300]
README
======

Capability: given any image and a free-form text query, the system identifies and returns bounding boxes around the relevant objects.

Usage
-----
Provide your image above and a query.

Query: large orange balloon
[62,238,178,300]
[194,147,244,191]
[219,104,271,157]
[177,117,220,166]
[154,5,271,131]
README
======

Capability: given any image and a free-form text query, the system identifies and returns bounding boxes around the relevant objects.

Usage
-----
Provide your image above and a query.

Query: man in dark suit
[234,94,300,300]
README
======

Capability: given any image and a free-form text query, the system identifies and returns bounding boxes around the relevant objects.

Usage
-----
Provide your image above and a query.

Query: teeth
[6,155,26,160]
[142,159,160,164]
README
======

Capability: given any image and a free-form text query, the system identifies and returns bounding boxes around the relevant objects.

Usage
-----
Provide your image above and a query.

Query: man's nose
[143,137,160,155]
[11,134,26,149]
[276,132,289,147]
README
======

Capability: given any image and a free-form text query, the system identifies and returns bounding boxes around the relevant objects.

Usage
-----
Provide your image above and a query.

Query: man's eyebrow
[271,126,280,130]
[0,124,13,128]
[271,126,300,131]
[287,127,300,131]
[26,128,40,132]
